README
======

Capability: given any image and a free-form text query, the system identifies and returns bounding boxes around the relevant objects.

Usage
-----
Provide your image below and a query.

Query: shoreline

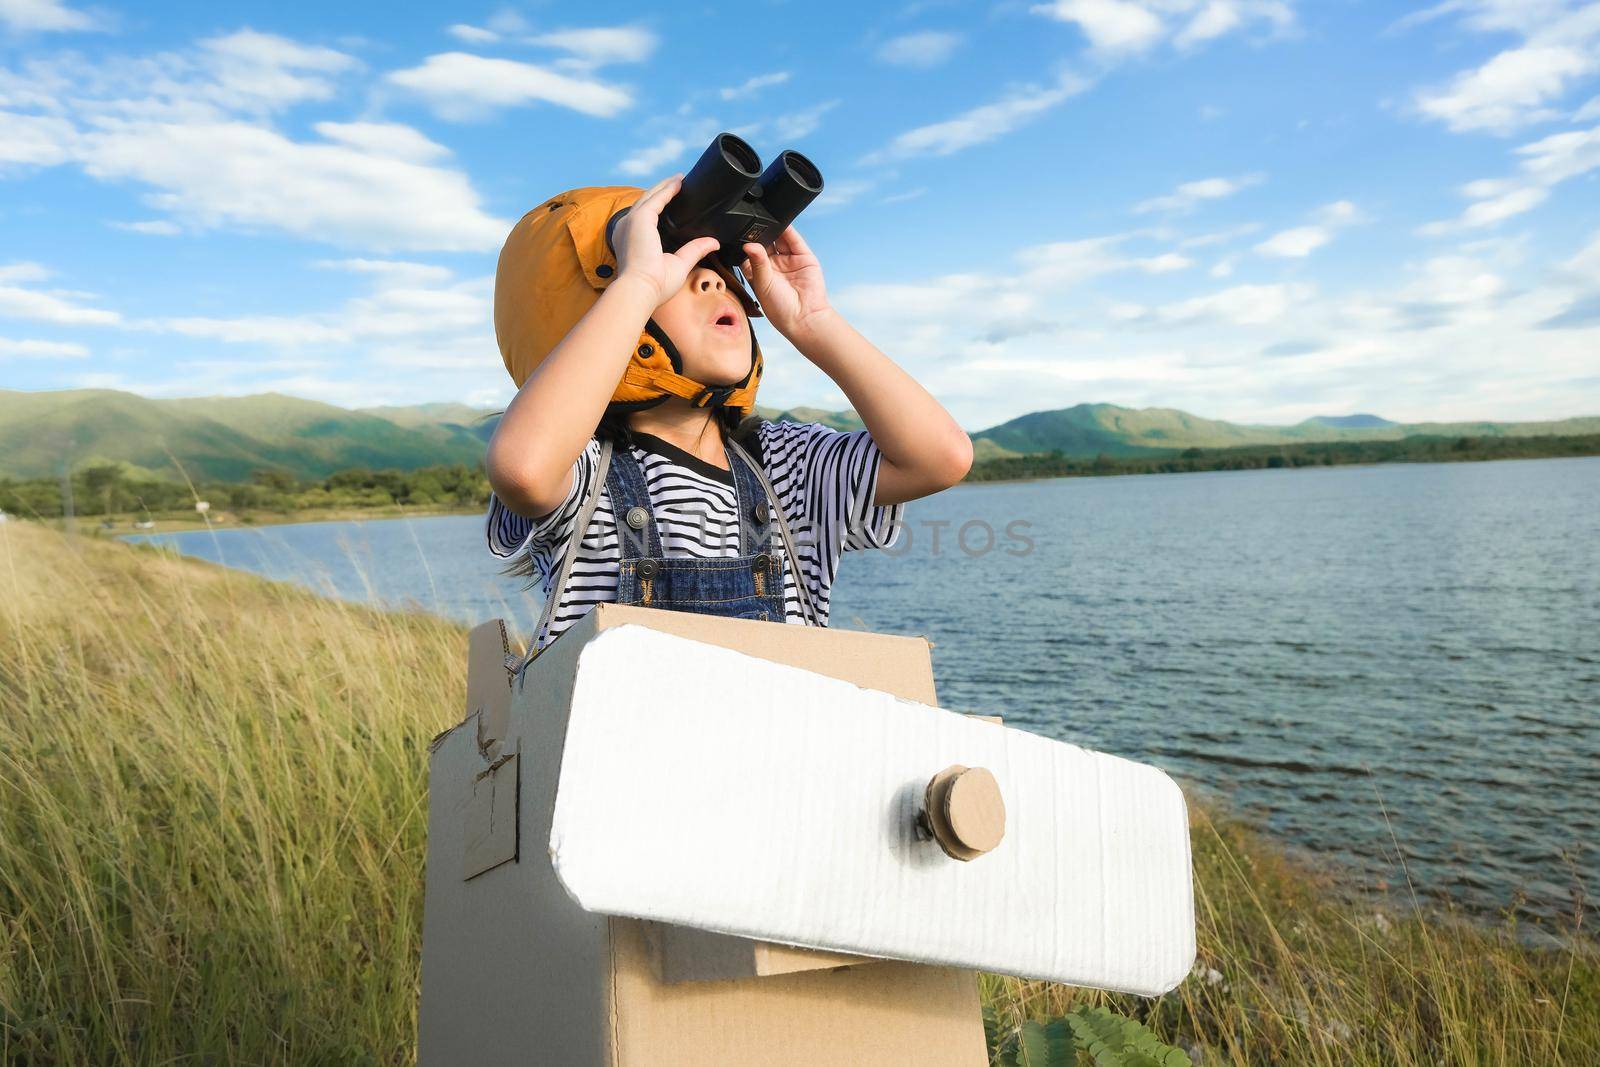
[43,449,1600,533]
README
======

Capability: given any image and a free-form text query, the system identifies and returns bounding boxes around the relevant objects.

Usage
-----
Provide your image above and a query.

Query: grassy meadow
[0,521,1594,1064]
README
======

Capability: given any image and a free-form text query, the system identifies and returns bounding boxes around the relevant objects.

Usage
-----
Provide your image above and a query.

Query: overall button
[753,552,771,570]
[625,506,649,530]
[752,500,769,525]
[637,558,660,580]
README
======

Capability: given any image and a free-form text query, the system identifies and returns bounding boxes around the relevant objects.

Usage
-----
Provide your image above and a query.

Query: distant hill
[971,403,1600,457]
[1305,413,1394,429]
[0,390,487,482]
[4,389,1595,483]
[358,402,500,440]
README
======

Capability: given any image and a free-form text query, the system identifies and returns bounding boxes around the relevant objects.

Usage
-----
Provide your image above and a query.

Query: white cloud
[133,262,490,349]
[447,23,499,45]
[880,187,928,205]
[861,68,1090,163]
[1137,252,1194,272]
[0,35,511,251]
[1416,45,1596,133]
[0,336,88,358]
[312,120,450,163]
[858,1,1293,168]
[1032,0,1165,54]
[810,178,876,214]
[79,119,508,251]
[0,263,121,325]
[109,219,181,235]
[777,207,1600,429]
[525,26,657,69]
[0,263,51,283]
[313,258,455,285]
[1256,199,1363,257]
[1576,94,1600,121]
[617,134,689,177]
[1421,124,1600,234]
[876,31,963,68]
[1398,254,1507,306]
[1406,2,1600,134]
[1179,222,1262,248]
[0,110,79,166]
[82,262,509,407]
[769,100,839,141]
[1134,172,1264,213]
[1256,225,1330,257]
[1149,282,1310,325]
[1030,0,1293,57]
[385,52,634,120]
[0,0,100,33]
[1561,227,1600,276]
[719,71,790,100]
[194,30,360,114]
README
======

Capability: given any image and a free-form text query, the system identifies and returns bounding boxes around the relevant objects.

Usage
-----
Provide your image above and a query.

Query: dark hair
[596,402,758,453]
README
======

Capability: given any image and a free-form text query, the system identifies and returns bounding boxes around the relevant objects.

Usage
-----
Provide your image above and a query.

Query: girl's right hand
[612,174,722,308]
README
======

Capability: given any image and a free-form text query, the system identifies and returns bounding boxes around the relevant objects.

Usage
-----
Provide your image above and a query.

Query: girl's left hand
[740,226,834,338]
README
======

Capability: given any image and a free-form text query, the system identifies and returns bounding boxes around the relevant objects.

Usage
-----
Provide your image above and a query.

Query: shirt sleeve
[757,419,906,570]
[484,438,601,582]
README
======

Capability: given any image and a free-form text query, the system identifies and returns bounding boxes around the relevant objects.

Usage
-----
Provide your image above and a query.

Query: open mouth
[709,303,741,331]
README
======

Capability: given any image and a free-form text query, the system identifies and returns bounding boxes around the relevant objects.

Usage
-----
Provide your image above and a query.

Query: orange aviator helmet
[494,185,765,414]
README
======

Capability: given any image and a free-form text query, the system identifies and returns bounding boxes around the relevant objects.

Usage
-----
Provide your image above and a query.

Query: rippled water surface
[128,457,1600,934]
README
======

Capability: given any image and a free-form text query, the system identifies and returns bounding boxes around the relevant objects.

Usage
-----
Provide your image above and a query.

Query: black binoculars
[606,132,824,278]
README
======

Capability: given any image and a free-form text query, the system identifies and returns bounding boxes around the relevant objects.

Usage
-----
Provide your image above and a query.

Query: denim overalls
[607,433,786,623]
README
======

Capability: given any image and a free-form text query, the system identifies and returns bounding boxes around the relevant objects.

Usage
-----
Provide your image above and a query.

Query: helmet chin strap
[651,319,760,410]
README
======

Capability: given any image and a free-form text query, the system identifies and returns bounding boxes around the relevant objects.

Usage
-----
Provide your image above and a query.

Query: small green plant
[987,1005,1192,1067]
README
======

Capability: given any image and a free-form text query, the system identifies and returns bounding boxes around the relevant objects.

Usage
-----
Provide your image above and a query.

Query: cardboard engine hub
[419,604,1195,1065]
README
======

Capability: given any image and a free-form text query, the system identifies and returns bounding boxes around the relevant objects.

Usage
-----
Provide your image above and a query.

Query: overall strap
[603,437,663,560]
[724,433,823,628]
[518,437,613,675]
[723,432,764,557]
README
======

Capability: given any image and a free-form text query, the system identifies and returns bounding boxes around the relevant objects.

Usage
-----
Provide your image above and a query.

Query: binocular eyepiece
[606,132,824,278]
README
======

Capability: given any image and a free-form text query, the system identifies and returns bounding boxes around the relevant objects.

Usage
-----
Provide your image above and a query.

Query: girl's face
[651,261,752,387]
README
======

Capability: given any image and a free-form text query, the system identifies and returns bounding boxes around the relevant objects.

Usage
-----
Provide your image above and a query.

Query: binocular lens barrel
[757,150,824,232]
[670,133,762,230]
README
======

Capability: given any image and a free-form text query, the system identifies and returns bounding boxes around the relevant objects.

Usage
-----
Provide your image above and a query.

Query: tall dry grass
[1,522,1595,1064]
[1,522,461,1063]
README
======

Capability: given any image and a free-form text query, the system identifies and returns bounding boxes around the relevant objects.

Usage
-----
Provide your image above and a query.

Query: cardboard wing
[548,624,1196,997]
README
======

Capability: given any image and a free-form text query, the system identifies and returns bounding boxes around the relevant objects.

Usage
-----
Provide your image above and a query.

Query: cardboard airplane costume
[419,607,1195,1065]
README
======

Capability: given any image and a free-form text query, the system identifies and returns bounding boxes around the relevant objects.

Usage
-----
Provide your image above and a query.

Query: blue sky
[1,0,1597,430]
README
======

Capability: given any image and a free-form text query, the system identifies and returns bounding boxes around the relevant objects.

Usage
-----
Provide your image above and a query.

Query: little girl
[485,173,972,656]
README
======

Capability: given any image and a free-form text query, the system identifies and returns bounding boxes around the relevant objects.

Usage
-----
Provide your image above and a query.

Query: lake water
[127,458,1600,941]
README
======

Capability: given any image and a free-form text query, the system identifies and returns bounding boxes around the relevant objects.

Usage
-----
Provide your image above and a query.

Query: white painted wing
[548,625,1196,996]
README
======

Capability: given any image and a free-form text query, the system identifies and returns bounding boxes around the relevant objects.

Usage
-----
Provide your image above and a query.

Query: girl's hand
[613,174,722,308]
[740,226,833,339]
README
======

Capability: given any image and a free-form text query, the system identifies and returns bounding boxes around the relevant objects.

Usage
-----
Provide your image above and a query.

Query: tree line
[5,432,1598,521]
[1,463,491,520]
[963,433,1600,482]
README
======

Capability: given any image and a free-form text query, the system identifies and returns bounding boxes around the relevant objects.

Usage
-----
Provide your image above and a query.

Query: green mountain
[5,390,1595,485]
[0,390,487,482]
[972,403,1600,457]
[358,402,500,438]
[755,404,866,432]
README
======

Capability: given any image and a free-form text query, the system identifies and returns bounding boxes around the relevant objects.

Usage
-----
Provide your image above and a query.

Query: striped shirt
[486,420,905,651]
